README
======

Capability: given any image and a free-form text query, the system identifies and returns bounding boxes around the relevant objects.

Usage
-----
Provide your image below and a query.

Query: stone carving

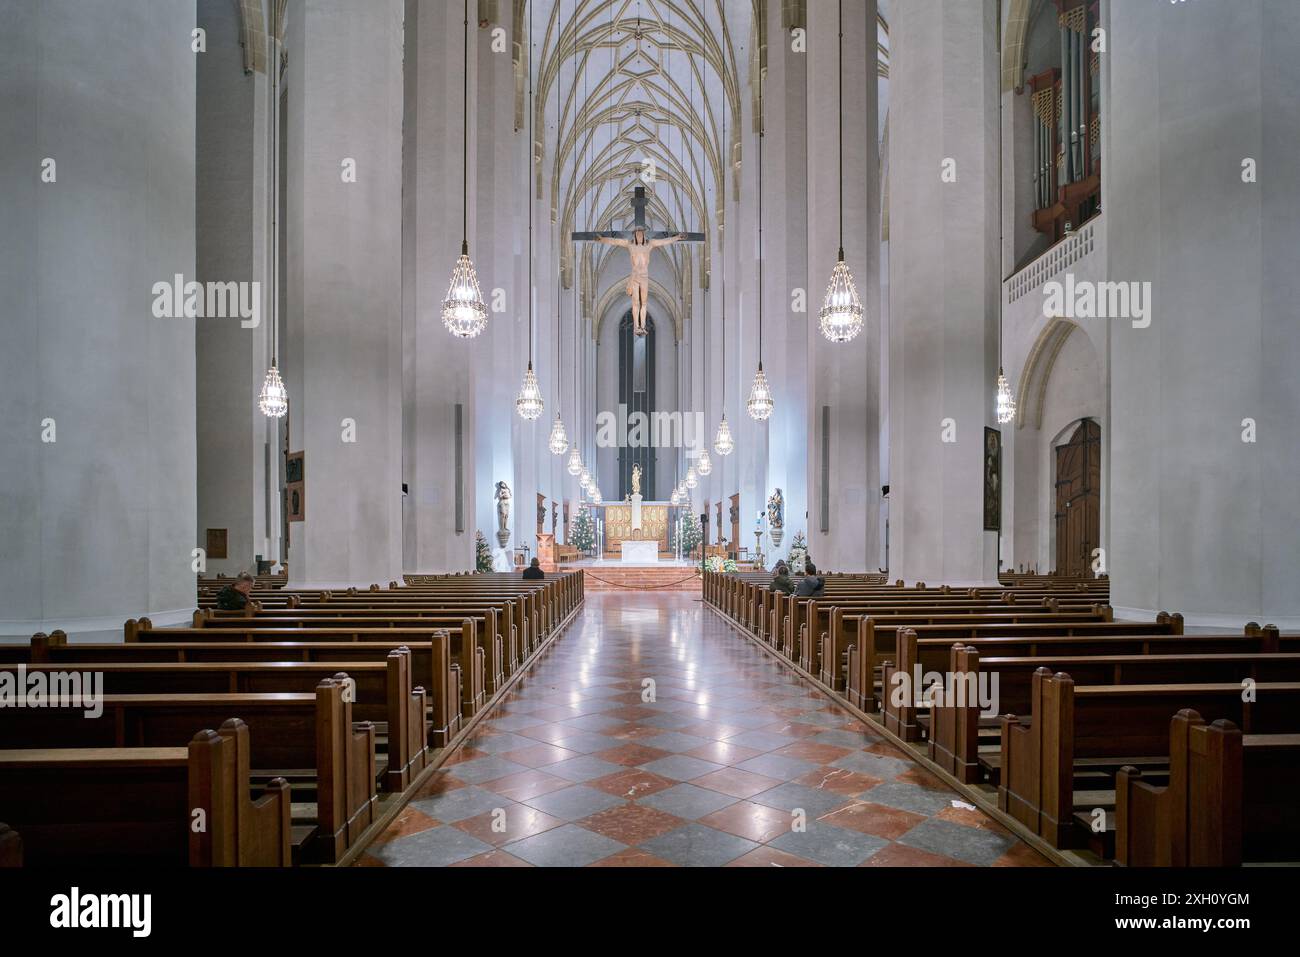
[766,488,785,550]
[631,463,642,497]
[494,481,512,549]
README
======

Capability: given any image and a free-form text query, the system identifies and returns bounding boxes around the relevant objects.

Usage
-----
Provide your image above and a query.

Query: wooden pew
[997,670,1300,848]
[0,681,375,863]
[8,632,465,749]
[924,644,1300,784]
[0,719,292,866]
[129,620,487,724]
[853,616,1184,720]
[1115,711,1300,866]
[882,622,1286,743]
[0,647,430,793]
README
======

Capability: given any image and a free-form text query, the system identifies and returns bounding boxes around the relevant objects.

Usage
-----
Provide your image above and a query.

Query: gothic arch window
[617,311,655,500]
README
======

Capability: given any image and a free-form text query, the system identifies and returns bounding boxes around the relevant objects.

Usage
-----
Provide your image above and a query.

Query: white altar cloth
[619,539,659,564]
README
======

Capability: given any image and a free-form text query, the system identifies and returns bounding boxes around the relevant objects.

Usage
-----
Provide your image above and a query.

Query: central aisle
[361,592,1048,867]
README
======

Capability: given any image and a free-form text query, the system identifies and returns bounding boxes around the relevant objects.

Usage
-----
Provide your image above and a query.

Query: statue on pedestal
[494,481,512,549]
[767,488,785,550]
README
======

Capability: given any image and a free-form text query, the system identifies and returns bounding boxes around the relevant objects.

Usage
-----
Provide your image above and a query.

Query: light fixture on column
[747,115,774,422]
[696,448,712,476]
[442,0,488,339]
[259,24,287,419]
[258,361,287,418]
[548,415,569,454]
[515,4,544,421]
[566,447,583,476]
[685,465,698,489]
[713,413,734,456]
[995,368,1017,424]
[819,0,864,344]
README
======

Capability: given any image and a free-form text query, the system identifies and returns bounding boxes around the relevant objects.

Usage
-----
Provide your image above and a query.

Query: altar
[619,539,659,564]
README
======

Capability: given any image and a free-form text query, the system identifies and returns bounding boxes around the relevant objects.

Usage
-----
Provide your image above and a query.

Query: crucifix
[572,185,705,336]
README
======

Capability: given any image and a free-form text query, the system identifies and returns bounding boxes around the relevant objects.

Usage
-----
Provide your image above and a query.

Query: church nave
[361,593,1046,868]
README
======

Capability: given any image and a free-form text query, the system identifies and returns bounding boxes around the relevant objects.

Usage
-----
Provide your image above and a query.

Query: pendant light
[818,0,864,343]
[443,0,489,338]
[549,3,575,453]
[259,26,287,419]
[696,448,712,476]
[746,116,773,421]
[516,3,545,421]
[567,447,583,475]
[579,467,591,490]
[714,84,735,454]
[685,465,698,489]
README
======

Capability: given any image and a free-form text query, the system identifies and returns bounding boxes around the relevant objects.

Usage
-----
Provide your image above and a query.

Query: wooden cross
[572,185,705,243]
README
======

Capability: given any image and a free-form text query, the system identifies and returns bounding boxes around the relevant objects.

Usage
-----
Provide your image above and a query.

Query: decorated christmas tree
[474,531,493,573]
[571,505,596,555]
[680,515,703,560]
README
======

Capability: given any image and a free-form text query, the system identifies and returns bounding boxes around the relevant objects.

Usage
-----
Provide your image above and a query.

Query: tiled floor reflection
[359,592,1051,867]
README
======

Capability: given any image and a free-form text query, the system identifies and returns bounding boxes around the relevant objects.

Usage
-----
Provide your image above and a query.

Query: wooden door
[1055,419,1100,576]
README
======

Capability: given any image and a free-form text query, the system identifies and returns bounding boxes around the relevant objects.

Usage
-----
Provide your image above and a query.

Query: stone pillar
[887,0,1001,585]
[1106,0,1300,626]
[0,0,197,637]
[195,0,279,577]
[805,0,879,572]
[284,0,404,587]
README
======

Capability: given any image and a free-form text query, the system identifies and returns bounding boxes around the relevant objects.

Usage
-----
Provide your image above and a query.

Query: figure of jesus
[598,228,686,336]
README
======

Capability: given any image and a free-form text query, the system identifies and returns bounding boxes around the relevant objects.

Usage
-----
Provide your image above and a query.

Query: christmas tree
[680,515,703,559]
[571,505,596,554]
[474,531,492,573]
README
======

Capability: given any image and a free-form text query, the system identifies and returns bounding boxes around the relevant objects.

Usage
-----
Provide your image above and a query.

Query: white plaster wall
[0,0,197,637]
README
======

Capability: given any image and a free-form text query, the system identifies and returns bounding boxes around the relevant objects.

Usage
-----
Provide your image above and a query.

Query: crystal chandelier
[670,488,681,506]
[548,414,568,454]
[748,120,774,423]
[747,364,774,421]
[443,4,488,339]
[566,447,583,476]
[696,449,712,476]
[685,465,698,489]
[713,413,734,456]
[995,367,1017,424]
[258,361,287,418]
[590,486,602,505]
[442,249,488,338]
[515,362,544,420]
[819,255,864,342]
[579,467,591,490]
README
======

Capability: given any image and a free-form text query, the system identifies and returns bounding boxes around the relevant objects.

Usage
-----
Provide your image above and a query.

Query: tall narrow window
[618,311,655,499]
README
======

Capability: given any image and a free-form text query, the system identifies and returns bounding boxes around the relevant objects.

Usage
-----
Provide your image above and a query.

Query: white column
[0,0,196,637]
[284,0,404,587]
[1106,0,1300,626]
[888,0,1001,585]
[805,0,879,573]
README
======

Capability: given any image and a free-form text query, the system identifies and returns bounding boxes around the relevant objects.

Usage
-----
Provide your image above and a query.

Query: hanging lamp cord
[462,0,469,254]
[837,0,845,261]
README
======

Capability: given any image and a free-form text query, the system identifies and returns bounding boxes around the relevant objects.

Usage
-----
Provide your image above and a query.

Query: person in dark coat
[522,557,545,580]
[794,559,825,597]
[770,561,794,595]
[216,571,255,610]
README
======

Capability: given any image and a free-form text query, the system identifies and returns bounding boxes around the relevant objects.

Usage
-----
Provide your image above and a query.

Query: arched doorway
[1054,419,1100,575]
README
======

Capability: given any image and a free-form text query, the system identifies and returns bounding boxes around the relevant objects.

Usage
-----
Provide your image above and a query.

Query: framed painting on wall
[984,427,1001,531]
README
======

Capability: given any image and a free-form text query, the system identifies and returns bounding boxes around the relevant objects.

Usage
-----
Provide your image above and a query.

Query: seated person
[216,571,255,610]
[769,561,794,595]
[522,557,545,580]
[794,560,825,597]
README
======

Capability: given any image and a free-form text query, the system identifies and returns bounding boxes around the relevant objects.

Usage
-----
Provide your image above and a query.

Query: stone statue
[631,463,642,497]
[597,229,686,336]
[494,481,512,549]
[766,488,785,550]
